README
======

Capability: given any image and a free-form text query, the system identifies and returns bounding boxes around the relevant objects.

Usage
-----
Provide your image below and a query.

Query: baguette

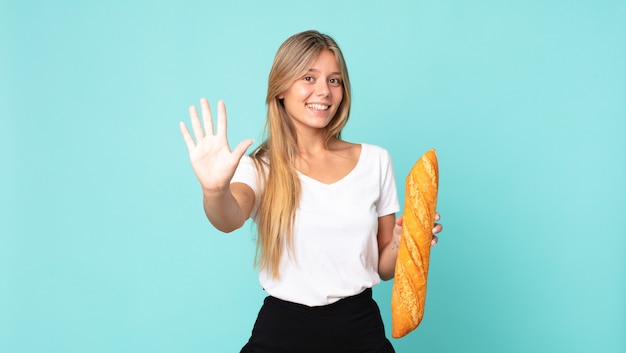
[391,149,439,338]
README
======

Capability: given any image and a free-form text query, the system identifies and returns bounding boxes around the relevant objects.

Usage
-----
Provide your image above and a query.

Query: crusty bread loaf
[391,149,439,338]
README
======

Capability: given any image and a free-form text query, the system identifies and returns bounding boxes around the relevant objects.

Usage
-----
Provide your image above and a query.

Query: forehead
[308,49,341,74]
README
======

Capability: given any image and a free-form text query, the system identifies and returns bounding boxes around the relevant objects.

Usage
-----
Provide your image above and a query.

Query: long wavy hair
[251,30,352,278]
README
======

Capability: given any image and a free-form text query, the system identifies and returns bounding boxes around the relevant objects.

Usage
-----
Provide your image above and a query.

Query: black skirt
[240,288,395,353]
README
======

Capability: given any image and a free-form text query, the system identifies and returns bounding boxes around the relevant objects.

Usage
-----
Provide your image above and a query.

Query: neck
[296,134,339,157]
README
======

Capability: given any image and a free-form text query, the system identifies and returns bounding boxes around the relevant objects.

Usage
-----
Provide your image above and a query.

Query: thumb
[396,215,403,226]
[232,139,254,160]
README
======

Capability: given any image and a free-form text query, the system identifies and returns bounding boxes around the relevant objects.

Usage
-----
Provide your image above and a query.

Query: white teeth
[307,103,329,110]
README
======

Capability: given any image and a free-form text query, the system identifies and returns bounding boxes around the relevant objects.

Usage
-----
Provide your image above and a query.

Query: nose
[316,80,330,97]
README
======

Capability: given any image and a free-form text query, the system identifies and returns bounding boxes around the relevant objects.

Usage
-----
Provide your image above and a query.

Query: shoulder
[332,140,390,157]
[327,139,361,162]
[360,143,392,161]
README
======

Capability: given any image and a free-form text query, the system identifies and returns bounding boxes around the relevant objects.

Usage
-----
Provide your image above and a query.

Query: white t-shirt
[231,143,400,306]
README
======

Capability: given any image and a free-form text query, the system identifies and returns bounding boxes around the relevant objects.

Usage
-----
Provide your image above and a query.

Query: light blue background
[2,0,624,352]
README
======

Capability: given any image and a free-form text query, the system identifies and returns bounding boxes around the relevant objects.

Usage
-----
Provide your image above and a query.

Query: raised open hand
[179,98,253,192]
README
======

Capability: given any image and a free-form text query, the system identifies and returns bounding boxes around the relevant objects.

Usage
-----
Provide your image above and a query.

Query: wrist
[201,185,231,204]
[201,182,230,195]
[391,238,400,251]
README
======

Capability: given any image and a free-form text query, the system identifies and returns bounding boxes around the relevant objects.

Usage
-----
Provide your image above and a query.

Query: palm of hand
[180,99,253,192]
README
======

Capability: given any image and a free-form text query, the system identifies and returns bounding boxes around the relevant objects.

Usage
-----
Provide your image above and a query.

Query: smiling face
[279,49,344,135]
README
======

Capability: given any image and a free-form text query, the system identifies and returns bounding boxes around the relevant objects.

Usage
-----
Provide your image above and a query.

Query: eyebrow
[307,68,342,76]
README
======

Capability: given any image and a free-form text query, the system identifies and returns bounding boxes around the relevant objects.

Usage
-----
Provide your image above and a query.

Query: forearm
[378,237,400,281]
[202,186,249,233]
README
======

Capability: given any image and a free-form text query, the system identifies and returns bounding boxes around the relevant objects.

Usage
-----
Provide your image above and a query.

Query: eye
[303,76,314,82]
[329,77,342,86]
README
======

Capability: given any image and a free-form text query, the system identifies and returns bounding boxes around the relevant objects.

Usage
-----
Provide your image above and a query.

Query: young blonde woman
[180,30,443,353]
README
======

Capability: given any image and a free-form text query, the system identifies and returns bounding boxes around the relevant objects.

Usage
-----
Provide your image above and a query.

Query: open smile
[306,103,330,111]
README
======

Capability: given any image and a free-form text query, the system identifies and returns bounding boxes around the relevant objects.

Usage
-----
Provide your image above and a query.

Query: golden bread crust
[391,149,439,338]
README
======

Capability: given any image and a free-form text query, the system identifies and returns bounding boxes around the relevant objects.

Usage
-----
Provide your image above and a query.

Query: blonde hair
[251,30,352,278]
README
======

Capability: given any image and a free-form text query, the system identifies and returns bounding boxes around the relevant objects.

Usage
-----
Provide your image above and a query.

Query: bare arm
[377,214,400,281]
[202,182,254,233]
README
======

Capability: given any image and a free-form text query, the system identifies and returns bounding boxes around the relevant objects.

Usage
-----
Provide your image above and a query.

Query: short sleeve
[231,156,262,219]
[376,149,400,217]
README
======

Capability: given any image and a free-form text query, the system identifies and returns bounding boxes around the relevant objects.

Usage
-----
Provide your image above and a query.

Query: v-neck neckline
[297,144,365,186]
